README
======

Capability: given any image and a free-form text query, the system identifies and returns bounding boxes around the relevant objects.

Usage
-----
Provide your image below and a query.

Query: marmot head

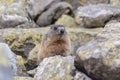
[46,24,67,40]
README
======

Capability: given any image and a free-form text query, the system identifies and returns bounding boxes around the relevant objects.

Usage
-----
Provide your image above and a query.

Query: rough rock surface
[0,43,17,75]
[68,28,103,55]
[75,22,120,80]
[73,71,92,80]
[16,55,27,76]
[34,56,75,80]
[80,0,109,5]
[63,0,109,11]
[26,45,40,70]
[0,43,15,80]
[1,28,43,58]
[36,2,73,26]
[55,14,77,28]
[27,0,60,20]
[14,76,33,80]
[75,4,120,28]
[0,0,28,28]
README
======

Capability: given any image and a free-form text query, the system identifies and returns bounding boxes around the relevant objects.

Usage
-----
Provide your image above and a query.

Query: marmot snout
[38,24,71,63]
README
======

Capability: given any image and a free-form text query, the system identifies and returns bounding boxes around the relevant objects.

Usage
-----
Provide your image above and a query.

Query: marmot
[38,24,71,63]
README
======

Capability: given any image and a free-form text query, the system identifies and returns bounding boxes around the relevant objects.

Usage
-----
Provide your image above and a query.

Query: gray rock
[81,0,109,5]
[27,0,60,19]
[1,28,44,58]
[0,0,28,28]
[14,76,33,80]
[36,2,73,26]
[75,4,120,28]
[34,56,75,80]
[73,71,92,80]
[75,22,120,80]
[68,28,103,55]
[0,43,17,80]
[27,45,40,70]
[64,0,109,10]
[0,15,27,28]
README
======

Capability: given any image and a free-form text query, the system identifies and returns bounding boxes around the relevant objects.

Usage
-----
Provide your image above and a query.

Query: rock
[16,55,27,76]
[14,76,33,80]
[28,45,39,61]
[26,45,40,70]
[64,0,109,10]
[27,68,36,77]
[75,22,120,80]
[15,21,39,28]
[0,43,16,80]
[0,0,28,28]
[55,14,77,28]
[1,28,44,58]
[79,0,109,5]
[110,0,120,6]
[75,4,120,28]
[68,28,103,55]
[36,2,73,26]
[0,43,17,75]
[34,56,75,80]
[27,0,60,20]
[73,71,92,80]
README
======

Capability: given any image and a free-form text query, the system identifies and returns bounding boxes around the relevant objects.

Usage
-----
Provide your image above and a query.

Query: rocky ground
[0,0,120,80]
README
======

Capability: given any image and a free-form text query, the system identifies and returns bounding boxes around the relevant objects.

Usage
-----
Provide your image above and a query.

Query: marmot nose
[60,29,64,34]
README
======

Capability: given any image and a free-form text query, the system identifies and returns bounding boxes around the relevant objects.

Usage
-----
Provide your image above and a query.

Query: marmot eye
[53,27,57,30]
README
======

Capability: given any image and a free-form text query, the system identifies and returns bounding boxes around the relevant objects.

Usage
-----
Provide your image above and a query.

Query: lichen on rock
[55,14,77,28]
[34,56,75,80]
[75,22,120,80]
[0,0,28,28]
[2,28,43,58]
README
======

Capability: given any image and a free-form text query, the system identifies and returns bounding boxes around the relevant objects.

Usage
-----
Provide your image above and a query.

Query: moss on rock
[75,22,120,80]
[16,55,27,76]
[56,15,77,28]
[2,28,43,58]
[14,76,33,80]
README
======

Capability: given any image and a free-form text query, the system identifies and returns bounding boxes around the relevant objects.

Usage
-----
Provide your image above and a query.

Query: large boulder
[75,4,120,28]
[0,43,17,80]
[34,56,92,80]
[27,0,60,20]
[1,28,44,58]
[75,22,120,80]
[27,0,73,26]
[36,2,73,26]
[34,56,75,80]
[0,0,28,28]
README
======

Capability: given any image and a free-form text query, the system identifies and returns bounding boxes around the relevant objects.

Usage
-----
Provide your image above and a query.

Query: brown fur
[38,25,71,63]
